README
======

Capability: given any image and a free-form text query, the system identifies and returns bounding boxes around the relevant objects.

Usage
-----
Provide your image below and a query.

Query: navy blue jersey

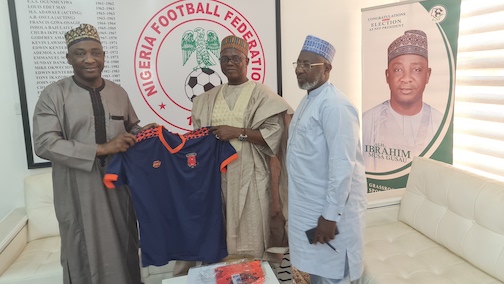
[104,126,237,266]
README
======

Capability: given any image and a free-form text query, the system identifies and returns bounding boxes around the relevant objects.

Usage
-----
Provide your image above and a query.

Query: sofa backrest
[399,157,504,282]
[24,171,59,242]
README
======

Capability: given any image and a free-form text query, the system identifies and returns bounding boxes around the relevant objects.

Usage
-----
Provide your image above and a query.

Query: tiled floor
[271,252,293,283]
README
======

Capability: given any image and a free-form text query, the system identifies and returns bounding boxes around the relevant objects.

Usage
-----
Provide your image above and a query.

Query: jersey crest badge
[186,153,198,168]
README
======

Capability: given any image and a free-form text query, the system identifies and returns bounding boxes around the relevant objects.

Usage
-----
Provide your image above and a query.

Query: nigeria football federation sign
[134,1,276,131]
[133,1,277,131]
[361,0,460,192]
[9,0,280,167]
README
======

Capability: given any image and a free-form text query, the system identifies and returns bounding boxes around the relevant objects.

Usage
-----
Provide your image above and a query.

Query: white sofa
[361,157,504,284]
[0,171,174,284]
[0,171,60,284]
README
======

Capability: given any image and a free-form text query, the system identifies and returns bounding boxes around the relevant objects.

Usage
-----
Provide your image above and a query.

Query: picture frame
[8,0,282,168]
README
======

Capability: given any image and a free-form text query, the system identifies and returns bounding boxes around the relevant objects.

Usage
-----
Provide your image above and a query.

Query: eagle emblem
[181,27,220,70]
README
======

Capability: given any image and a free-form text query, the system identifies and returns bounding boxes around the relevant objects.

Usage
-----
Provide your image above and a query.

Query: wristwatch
[238,128,248,142]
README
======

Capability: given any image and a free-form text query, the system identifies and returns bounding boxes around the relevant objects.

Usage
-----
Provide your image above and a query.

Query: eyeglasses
[220,55,244,64]
[292,62,325,70]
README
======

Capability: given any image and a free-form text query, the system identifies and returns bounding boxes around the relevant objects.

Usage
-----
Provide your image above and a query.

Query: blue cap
[301,35,335,63]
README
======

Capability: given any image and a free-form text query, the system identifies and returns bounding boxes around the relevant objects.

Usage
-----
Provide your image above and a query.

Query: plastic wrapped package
[187,259,265,284]
[214,260,265,284]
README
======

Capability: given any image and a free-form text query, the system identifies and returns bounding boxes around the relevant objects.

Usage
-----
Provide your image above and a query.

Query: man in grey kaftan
[32,24,145,284]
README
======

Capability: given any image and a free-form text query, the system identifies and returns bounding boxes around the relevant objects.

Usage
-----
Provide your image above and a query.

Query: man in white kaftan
[287,35,367,284]
[362,30,443,173]
[191,35,290,261]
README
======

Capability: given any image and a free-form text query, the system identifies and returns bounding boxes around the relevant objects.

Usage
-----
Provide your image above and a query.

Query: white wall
[280,0,395,110]
[0,0,392,221]
[0,0,50,221]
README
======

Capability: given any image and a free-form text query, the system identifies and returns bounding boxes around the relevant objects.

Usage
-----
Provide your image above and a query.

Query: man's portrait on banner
[362,27,449,174]
[362,30,443,172]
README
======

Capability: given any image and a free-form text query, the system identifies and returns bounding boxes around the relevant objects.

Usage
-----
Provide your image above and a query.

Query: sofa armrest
[0,208,28,275]
[365,189,404,227]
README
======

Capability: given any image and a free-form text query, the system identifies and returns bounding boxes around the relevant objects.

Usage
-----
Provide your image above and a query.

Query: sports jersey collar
[156,126,186,153]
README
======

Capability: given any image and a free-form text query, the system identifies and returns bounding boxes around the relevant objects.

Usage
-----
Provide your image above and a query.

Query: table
[161,261,280,284]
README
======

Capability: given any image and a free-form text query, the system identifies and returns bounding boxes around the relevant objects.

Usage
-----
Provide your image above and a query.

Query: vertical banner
[361,0,460,192]
[9,0,280,168]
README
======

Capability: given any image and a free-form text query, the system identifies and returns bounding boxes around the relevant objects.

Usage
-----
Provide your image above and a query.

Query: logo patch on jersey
[152,160,161,168]
[186,153,198,168]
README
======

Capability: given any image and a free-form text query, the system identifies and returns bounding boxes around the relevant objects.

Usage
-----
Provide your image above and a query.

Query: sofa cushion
[0,236,62,284]
[398,157,504,282]
[24,172,59,242]
[363,221,502,284]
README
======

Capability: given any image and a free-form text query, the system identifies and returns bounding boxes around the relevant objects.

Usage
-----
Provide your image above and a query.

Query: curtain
[454,0,504,181]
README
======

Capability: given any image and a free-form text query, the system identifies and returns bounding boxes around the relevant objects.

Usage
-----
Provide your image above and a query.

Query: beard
[298,78,319,90]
